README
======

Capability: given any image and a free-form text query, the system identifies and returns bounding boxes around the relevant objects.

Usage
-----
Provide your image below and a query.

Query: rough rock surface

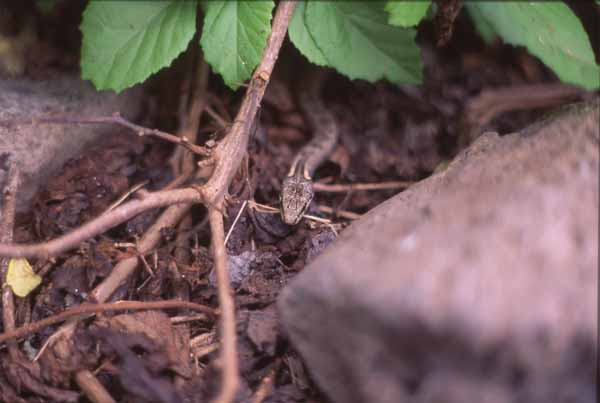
[0,74,142,210]
[279,99,599,403]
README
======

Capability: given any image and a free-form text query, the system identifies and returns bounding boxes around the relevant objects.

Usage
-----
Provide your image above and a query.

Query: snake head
[280,175,314,225]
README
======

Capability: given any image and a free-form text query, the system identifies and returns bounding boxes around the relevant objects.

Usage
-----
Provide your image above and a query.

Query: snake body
[280,73,339,225]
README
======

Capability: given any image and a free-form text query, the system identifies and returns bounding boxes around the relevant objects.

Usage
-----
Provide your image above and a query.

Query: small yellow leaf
[6,258,41,297]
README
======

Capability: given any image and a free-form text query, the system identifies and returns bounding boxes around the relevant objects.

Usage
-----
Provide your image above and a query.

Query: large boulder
[0,74,142,210]
[279,100,599,403]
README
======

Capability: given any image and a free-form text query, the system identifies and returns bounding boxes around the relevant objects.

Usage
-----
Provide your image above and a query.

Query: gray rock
[279,99,599,403]
[0,74,142,210]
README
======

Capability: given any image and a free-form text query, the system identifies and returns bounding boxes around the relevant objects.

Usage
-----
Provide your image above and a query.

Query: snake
[280,73,339,225]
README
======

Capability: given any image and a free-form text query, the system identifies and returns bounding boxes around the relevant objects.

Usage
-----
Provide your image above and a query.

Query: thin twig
[0,163,20,360]
[209,207,239,403]
[251,360,281,403]
[207,4,298,402]
[138,253,155,277]
[0,186,203,259]
[0,299,217,346]
[170,314,209,325]
[461,83,588,146]
[75,371,116,403]
[208,94,234,124]
[201,2,295,209]
[224,200,248,246]
[464,83,586,128]
[172,58,210,175]
[193,342,220,360]
[33,325,72,362]
[162,171,194,191]
[317,205,361,220]
[313,180,414,193]
[35,258,56,279]
[21,113,210,156]
[172,58,210,325]
[302,213,333,225]
[248,200,279,214]
[104,180,149,212]
[205,105,230,130]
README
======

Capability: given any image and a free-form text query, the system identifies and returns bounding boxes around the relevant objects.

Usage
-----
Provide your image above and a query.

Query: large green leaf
[385,0,431,28]
[468,2,599,90]
[200,1,274,90]
[465,4,497,44]
[299,1,422,84]
[81,1,197,92]
[288,1,327,66]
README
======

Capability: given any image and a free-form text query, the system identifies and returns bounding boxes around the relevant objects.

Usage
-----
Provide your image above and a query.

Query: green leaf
[200,1,274,90]
[468,2,600,90]
[288,1,327,66]
[465,4,497,44]
[81,1,197,92]
[300,1,422,85]
[385,0,431,27]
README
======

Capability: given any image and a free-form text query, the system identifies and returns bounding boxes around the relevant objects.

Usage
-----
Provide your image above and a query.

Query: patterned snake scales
[280,73,339,225]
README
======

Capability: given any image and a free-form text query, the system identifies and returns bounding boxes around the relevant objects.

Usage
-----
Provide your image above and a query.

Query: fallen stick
[0,163,20,360]
[0,299,217,345]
